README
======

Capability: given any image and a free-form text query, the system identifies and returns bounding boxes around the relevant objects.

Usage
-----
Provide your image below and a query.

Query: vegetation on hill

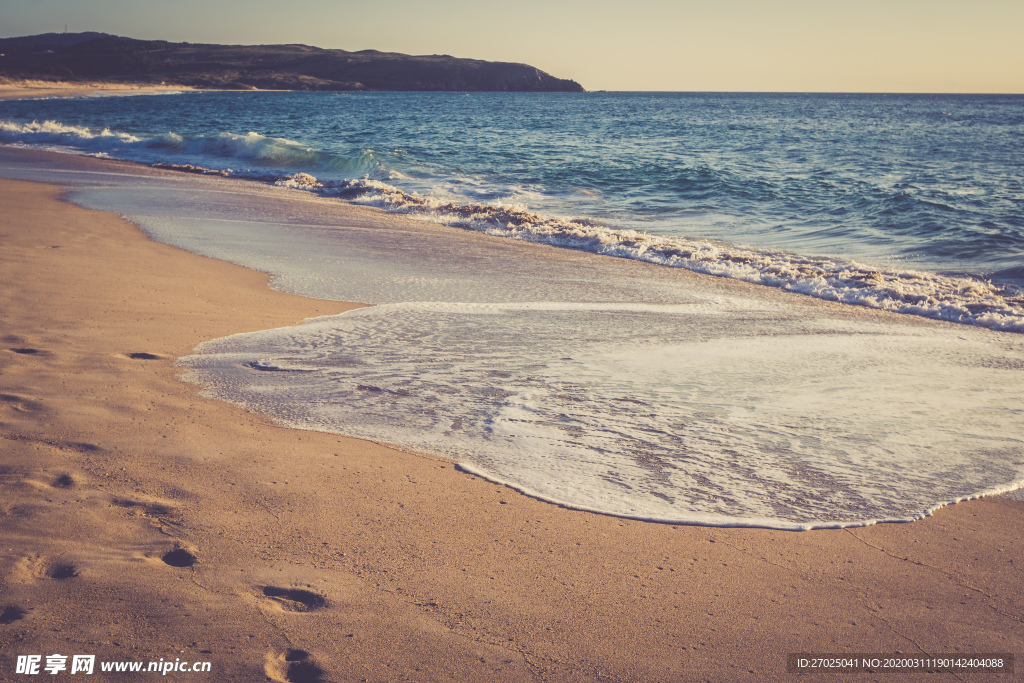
[0,33,585,92]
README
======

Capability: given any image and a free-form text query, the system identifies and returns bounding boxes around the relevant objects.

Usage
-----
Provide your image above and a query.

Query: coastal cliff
[0,33,585,92]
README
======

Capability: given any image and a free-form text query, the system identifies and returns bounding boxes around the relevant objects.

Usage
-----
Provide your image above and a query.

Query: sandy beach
[0,167,1022,681]
[0,80,196,100]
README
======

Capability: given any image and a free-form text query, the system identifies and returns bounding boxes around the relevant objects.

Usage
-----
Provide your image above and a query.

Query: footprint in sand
[45,562,80,580]
[264,649,325,683]
[161,548,197,568]
[112,496,175,517]
[19,471,80,493]
[258,586,328,613]
[0,606,27,625]
[16,557,81,581]
[127,352,162,360]
[51,474,76,489]
[65,441,102,453]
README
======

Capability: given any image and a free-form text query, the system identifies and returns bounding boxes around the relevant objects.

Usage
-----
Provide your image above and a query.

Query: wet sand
[0,173,1021,681]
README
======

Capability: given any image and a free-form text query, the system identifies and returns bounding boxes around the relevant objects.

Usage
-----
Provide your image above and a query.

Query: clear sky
[3,0,1022,93]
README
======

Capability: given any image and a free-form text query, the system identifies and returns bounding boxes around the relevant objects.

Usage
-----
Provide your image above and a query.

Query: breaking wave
[3,116,1022,333]
[307,175,1024,333]
[0,119,392,178]
[0,118,143,145]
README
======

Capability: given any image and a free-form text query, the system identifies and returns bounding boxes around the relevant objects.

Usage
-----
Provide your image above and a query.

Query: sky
[2,0,1023,93]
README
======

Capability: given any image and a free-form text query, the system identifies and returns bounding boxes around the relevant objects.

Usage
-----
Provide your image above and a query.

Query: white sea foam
[312,178,1024,333]
[275,172,323,189]
[0,120,387,177]
[0,119,143,145]
[178,301,1024,530]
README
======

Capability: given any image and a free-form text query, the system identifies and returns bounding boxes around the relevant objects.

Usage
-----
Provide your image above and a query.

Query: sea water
[1,91,1022,528]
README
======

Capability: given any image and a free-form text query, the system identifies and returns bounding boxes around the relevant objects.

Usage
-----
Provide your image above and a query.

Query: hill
[0,33,585,92]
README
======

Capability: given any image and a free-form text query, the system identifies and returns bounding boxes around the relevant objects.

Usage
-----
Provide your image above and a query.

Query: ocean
[1,90,1022,529]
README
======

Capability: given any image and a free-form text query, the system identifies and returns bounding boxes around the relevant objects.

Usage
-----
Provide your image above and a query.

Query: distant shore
[0,33,586,93]
[0,78,196,100]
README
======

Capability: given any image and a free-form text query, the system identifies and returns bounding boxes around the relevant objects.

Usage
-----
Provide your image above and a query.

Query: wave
[0,118,143,145]
[4,118,1022,333]
[309,175,1024,333]
[0,119,393,178]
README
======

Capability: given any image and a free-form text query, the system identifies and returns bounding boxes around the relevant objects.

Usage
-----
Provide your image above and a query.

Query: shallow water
[178,298,1024,530]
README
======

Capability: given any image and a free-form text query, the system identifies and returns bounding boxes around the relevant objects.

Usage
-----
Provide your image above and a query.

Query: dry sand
[0,80,196,100]
[0,176,1021,681]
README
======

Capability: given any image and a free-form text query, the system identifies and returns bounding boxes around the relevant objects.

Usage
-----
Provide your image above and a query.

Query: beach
[0,80,195,100]
[1,157,1022,681]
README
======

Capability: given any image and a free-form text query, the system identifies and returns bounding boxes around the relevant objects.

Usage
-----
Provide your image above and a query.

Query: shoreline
[1,165,1023,680]
[7,143,1024,523]
[0,79,200,100]
[1,112,1020,335]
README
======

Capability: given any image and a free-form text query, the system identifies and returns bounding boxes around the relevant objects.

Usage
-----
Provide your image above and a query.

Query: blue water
[3,91,1022,280]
